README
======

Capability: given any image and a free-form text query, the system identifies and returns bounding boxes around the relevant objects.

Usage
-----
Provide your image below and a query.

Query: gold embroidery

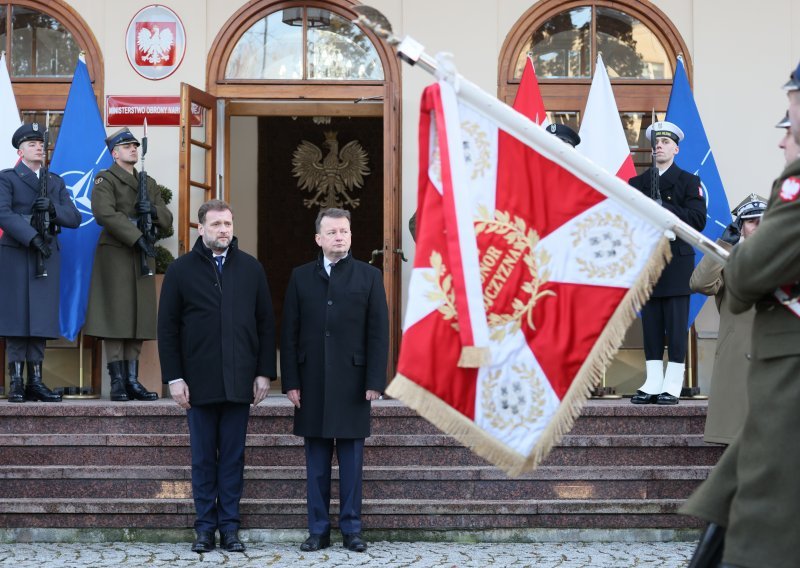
[571,211,636,279]
[481,365,546,431]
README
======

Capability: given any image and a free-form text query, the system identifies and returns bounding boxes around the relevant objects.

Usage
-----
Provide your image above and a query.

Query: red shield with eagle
[135,22,176,67]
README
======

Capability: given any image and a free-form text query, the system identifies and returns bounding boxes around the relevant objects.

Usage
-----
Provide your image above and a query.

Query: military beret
[783,59,800,92]
[645,121,684,144]
[11,123,44,149]
[105,127,140,153]
[545,123,581,147]
[776,111,790,129]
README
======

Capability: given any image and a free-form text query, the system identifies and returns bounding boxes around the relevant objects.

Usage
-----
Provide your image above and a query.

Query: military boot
[107,360,130,401]
[24,361,62,402]
[7,362,25,403]
[124,360,158,401]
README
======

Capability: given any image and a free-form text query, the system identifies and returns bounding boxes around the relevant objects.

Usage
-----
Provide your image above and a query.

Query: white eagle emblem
[780,177,800,202]
[137,25,174,65]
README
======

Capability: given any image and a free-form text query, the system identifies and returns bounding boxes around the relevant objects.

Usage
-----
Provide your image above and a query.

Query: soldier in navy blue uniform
[0,123,81,402]
[629,121,707,404]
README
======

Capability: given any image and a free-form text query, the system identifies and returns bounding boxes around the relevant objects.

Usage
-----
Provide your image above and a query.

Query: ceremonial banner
[666,57,731,327]
[388,81,670,475]
[52,58,113,341]
[578,54,637,182]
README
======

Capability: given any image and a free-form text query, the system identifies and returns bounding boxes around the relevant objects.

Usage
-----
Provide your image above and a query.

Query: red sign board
[106,96,203,127]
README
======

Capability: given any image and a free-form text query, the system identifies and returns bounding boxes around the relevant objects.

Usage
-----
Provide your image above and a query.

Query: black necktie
[214,256,224,276]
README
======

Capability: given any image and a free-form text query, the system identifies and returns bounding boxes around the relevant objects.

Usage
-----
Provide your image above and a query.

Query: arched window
[225,6,383,81]
[499,0,689,171]
[0,0,103,147]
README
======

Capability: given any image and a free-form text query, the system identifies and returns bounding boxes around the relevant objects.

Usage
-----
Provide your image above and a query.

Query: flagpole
[354,12,729,266]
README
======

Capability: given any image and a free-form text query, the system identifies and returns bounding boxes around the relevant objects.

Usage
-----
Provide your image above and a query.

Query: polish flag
[0,53,21,238]
[578,54,637,182]
[514,57,549,126]
[389,81,668,475]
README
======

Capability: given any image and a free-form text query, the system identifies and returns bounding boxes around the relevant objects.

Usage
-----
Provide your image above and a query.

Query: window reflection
[11,6,80,78]
[225,7,383,81]
[597,7,671,79]
[516,7,591,79]
[546,111,580,132]
[307,11,383,80]
[225,11,303,80]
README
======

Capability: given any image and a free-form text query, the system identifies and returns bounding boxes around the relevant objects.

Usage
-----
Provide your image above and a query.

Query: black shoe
[191,530,216,553]
[631,390,658,404]
[343,533,367,552]
[656,392,679,405]
[24,361,61,402]
[300,533,331,552]
[124,360,159,401]
[220,530,245,552]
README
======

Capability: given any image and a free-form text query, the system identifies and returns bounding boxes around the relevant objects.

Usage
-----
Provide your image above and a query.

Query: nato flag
[666,57,731,328]
[51,58,113,341]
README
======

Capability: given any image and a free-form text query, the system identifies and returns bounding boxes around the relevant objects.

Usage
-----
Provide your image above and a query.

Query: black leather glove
[150,204,158,220]
[720,222,741,246]
[33,196,52,212]
[31,234,51,259]
[135,200,152,215]
[135,236,156,258]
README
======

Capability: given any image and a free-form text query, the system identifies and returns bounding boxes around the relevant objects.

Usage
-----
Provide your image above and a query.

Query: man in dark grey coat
[158,199,275,554]
[0,123,80,402]
[281,208,389,553]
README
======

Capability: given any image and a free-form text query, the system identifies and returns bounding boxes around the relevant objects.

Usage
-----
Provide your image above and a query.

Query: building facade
[2,0,798,392]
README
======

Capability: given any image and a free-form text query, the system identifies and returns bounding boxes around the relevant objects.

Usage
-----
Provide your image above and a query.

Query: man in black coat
[629,121,707,405]
[0,123,80,402]
[281,208,389,553]
[158,199,276,554]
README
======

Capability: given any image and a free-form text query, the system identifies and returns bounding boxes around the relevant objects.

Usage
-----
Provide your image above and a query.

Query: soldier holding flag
[83,127,172,401]
[0,122,81,402]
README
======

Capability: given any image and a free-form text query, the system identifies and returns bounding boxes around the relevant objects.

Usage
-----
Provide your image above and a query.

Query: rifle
[650,110,662,206]
[30,120,51,279]
[136,119,157,277]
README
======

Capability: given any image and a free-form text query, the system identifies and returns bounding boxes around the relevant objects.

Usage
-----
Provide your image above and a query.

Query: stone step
[0,433,724,467]
[0,465,711,501]
[0,399,711,436]
[0,498,702,530]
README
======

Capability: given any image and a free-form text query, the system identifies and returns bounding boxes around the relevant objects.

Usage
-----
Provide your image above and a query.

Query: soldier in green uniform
[83,128,172,401]
[682,64,800,568]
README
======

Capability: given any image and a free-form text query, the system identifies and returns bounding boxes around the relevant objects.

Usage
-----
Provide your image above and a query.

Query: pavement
[0,541,696,567]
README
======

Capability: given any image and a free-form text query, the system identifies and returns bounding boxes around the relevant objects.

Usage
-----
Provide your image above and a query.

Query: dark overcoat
[681,158,800,568]
[629,163,707,296]
[157,236,276,405]
[0,162,80,338]
[689,239,753,444]
[83,163,172,339]
[281,253,389,439]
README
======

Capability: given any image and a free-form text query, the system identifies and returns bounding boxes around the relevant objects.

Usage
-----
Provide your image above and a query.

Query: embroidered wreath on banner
[429,120,491,183]
[571,211,636,280]
[475,206,555,342]
[425,208,555,339]
[481,364,546,431]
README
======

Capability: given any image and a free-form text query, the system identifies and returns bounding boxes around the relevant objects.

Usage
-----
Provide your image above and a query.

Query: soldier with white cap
[628,120,707,405]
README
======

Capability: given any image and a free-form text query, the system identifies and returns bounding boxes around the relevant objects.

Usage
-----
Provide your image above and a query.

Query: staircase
[0,398,721,534]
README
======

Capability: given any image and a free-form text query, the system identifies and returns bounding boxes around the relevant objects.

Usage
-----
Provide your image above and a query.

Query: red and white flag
[514,57,548,126]
[388,80,669,475]
[0,52,20,237]
[578,54,637,182]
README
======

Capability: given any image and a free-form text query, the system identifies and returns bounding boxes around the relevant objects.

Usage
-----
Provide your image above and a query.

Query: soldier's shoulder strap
[95,168,122,185]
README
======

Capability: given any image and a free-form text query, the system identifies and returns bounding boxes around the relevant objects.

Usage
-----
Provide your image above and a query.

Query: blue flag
[666,57,731,328]
[52,59,112,341]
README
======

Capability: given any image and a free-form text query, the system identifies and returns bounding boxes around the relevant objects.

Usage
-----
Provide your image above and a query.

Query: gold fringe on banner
[457,346,491,368]
[388,237,672,477]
